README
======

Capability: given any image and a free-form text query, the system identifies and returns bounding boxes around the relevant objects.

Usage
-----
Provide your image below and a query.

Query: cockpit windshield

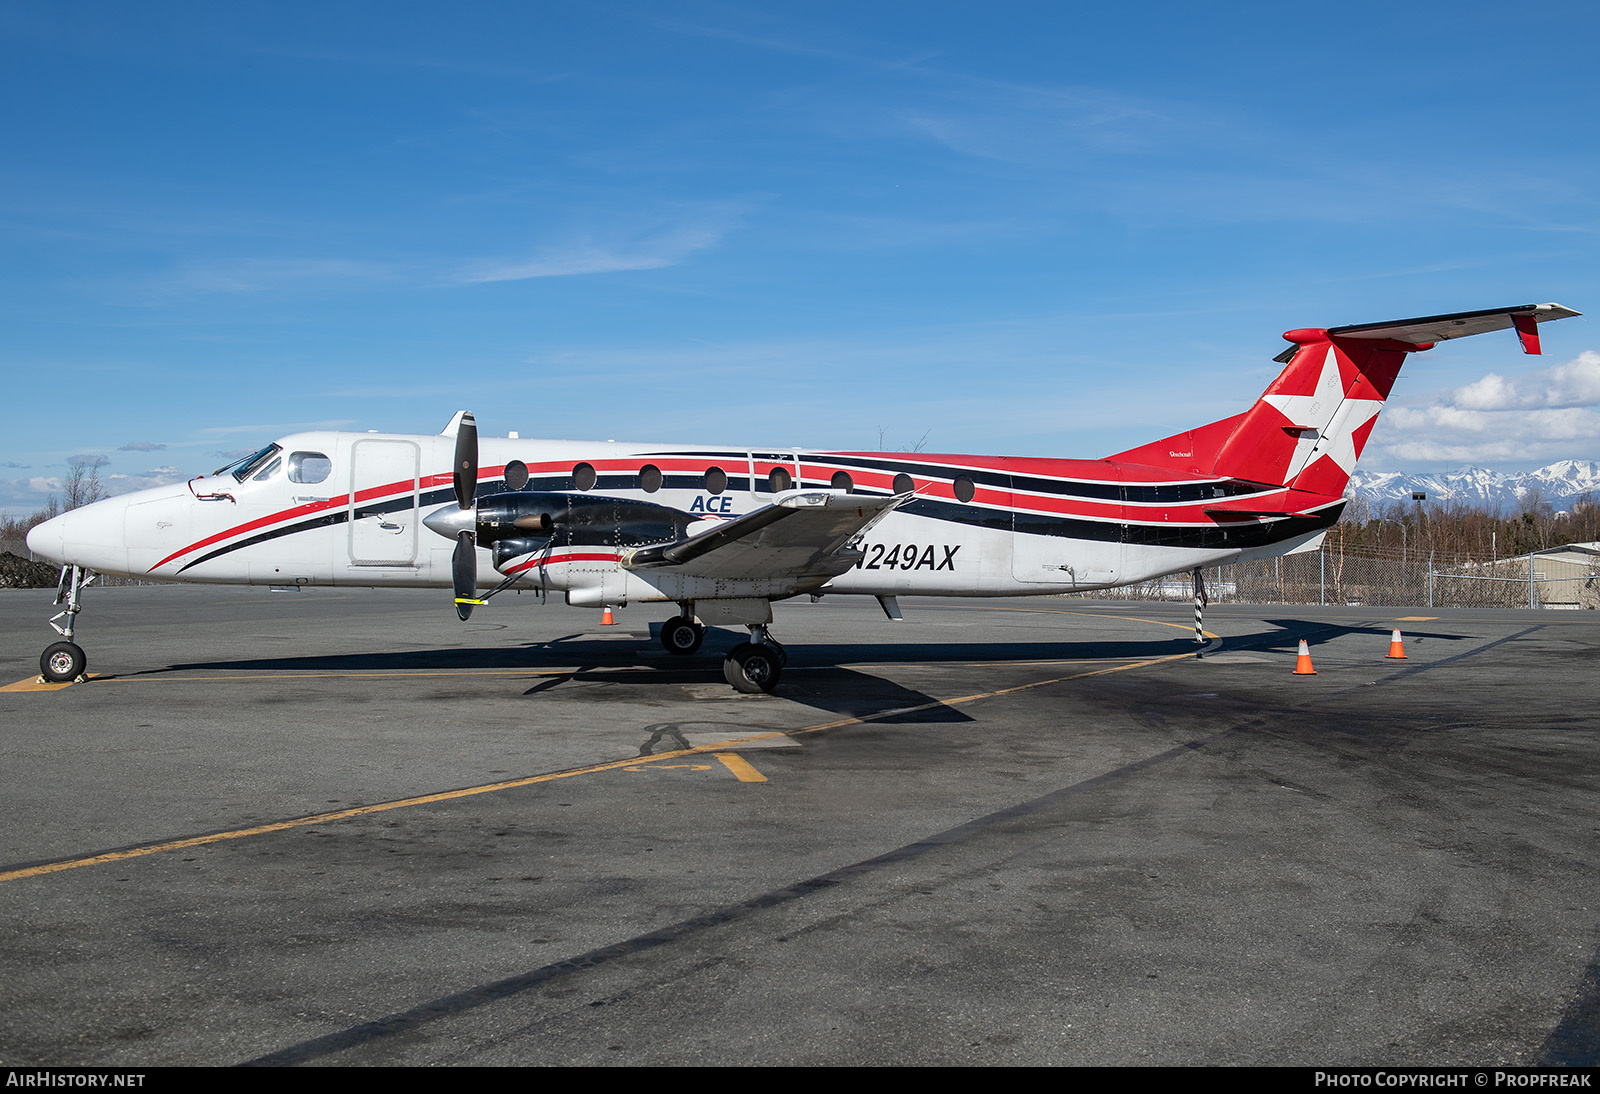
[212,444,282,483]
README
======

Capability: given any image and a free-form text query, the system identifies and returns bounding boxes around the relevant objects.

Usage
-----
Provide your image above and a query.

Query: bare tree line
[1335,491,1600,567]
[0,455,107,542]
[1,457,117,587]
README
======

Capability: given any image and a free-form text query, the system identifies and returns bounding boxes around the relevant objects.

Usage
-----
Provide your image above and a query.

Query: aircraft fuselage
[28,431,1335,606]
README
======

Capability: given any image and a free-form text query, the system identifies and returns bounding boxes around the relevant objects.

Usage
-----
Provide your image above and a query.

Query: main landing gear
[659,614,706,656]
[658,607,787,694]
[38,565,95,683]
[723,624,786,695]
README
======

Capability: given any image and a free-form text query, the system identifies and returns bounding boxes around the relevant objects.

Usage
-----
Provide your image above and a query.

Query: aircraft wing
[622,490,909,584]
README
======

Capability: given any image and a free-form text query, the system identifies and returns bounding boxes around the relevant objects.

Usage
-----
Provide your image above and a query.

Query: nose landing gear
[38,565,95,683]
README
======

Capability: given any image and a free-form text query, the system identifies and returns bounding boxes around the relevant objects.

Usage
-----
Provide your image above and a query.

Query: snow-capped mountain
[1346,461,1600,512]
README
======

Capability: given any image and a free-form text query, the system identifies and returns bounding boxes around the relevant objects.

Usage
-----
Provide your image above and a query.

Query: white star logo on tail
[1261,345,1386,479]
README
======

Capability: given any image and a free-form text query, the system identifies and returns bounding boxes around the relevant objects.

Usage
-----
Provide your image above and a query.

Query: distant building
[1477,542,1600,609]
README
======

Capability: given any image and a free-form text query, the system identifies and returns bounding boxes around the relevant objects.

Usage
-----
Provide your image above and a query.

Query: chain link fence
[1100,543,1600,610]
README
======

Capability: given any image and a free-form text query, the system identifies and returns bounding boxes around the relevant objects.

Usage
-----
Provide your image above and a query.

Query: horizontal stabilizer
[1326,302,1579,355]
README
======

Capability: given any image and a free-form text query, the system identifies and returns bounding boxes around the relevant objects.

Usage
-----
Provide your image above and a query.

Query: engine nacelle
[473,491,695,549]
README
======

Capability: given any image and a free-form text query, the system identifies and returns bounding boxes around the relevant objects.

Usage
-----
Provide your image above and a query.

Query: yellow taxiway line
[0,673,99,693]
[715,753,769,783]
[0,648,1198,885]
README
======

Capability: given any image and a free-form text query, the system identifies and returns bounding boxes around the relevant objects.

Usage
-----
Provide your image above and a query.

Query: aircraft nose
[25,513,67,565]
[23,498,130,573]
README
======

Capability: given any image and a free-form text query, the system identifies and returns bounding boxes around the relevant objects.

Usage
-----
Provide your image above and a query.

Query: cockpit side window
[288,451,332,484]
[251,456,282,482]
[214,444,282,483]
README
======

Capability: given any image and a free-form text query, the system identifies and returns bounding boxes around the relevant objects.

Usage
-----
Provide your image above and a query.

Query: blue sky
[3,1,1597,515]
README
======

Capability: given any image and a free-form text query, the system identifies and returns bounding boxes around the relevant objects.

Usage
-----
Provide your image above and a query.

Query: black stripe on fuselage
[640,450,1275,505]
[173,487,457,574]
[898,495,1344,551]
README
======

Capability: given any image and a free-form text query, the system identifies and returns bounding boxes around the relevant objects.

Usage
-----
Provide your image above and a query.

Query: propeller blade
[453,529,482,621]
[453,411,478,511]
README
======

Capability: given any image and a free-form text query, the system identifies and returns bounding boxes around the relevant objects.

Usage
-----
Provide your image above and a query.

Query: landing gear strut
[723,623,786,694]
[39,565,95,683]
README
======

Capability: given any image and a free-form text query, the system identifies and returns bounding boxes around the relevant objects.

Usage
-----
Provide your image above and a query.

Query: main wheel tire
[40,641,86,683]
[660,616,704,655]
[723,642,782,694]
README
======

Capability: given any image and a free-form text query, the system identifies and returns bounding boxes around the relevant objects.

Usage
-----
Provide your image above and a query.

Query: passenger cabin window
[953,475,976,503]
[704,467,727,495]
[288,451,332,485]
[893,473,914,494]
[831,471,854,493]
[640,464,662,493]
[504,460,530,490]
[573,462,597,491]
[767,467,792,493]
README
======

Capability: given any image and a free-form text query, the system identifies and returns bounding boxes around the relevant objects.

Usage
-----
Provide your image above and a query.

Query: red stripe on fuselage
[149,467,503,573]
[504,551,619,576]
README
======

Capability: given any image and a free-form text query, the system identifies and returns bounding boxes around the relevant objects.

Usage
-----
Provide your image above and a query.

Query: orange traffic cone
[600,606,616,625]
[1293,639,1316,675]
[1386,628,1406,659]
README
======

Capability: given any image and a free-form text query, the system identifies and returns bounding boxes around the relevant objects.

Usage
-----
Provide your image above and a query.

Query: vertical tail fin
[1107,304,1579,493]
[1210,333,1406,494]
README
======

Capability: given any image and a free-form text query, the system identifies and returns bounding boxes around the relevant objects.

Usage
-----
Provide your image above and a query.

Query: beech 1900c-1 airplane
[24,303,1580,693]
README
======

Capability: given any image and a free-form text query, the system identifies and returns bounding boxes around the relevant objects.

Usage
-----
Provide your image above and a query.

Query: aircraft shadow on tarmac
[152,632,1199,675]
[1248,618,1467,652]
[137,628,991,723]
[122,618,1467,722]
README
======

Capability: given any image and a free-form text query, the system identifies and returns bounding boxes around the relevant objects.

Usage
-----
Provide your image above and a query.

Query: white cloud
[0,476,63,514]
[0,465,194,516]
[1366,352,1600,468]
[456,223,727,284]
[102,468,190,492]
[901,84,1187,163]
[1448,350,1600,411]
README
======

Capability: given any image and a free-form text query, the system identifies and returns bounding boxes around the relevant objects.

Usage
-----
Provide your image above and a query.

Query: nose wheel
[40,641,86,683]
